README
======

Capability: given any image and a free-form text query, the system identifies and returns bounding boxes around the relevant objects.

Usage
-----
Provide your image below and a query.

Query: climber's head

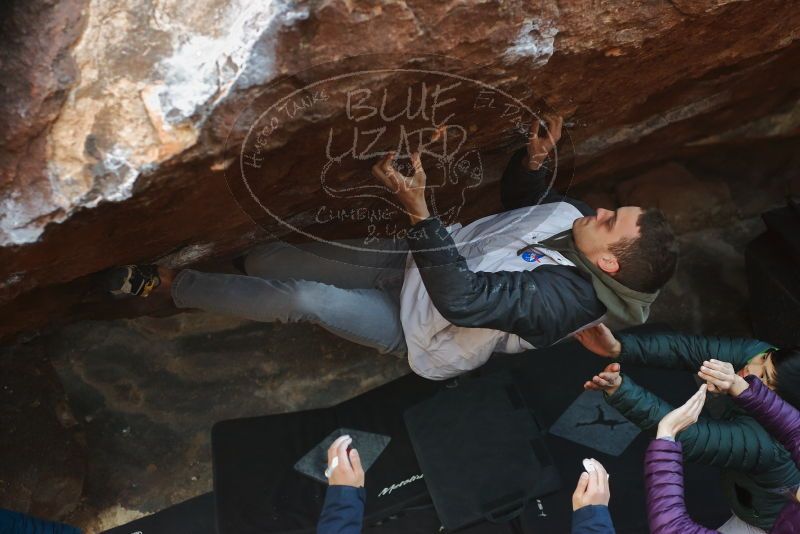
[573,206,677,293]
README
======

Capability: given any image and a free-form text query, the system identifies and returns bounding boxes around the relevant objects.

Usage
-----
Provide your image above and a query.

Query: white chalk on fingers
[324,456,339,478]
[582,459,596,472]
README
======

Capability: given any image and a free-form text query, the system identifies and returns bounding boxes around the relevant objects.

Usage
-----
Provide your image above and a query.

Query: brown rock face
[1,0,800,341]
[616,162,736,233]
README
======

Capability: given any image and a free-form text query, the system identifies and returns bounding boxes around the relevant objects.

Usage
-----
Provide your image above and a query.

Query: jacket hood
[533,230,658,329]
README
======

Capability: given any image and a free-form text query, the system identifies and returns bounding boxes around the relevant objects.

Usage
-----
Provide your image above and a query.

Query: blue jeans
[171,239,409,355]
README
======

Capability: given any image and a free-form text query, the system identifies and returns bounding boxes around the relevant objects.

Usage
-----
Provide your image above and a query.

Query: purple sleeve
[773,500,800,533]
[733,376,800,468]
[644,439,718,534]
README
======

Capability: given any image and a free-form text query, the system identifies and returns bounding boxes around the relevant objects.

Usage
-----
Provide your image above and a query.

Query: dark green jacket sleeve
[615,333,773,372]
[606,375,781,472]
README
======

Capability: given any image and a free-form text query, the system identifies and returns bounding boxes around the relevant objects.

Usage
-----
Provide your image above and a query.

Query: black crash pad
[212,325,730,533]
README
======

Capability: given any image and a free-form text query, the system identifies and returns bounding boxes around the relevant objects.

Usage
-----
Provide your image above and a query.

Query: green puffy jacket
[605,333,800,530]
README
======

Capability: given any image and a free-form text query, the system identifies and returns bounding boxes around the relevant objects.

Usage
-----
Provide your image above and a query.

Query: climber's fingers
[411,152,425,181]
[371,152,400,192]
[528,119,541,141]
[542,114,563,147]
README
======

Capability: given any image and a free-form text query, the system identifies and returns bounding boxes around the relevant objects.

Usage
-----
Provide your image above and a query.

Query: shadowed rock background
[1,0,799,531]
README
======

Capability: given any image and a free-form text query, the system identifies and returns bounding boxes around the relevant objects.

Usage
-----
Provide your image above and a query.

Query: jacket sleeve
[734,376,800,469]
[501,148,593,214]
[606,375,781,472]
[571,505,616,534]
[406,217,606,345]
[317,486,366,534]
[615,333,773,372]
[644,439,717,534]
[0,509,82,534]
[773,501,800,532]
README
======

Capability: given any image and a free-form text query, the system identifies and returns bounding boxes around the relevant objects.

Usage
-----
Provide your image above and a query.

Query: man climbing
[109,115,678,380]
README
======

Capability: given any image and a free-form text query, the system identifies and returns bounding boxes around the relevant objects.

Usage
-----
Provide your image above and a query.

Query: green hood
[530,229,658,329]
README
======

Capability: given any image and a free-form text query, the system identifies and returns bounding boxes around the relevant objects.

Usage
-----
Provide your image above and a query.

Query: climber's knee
[243,241,291,277]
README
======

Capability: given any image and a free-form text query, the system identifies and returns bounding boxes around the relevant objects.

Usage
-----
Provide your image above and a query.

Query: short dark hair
[772,347,800,410]
[608,208,678,293]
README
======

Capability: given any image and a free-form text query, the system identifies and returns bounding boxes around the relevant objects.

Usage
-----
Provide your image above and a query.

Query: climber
[108,115,678,380]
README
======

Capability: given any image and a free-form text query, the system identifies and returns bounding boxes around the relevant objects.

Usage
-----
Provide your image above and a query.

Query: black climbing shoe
[107,265,161,297]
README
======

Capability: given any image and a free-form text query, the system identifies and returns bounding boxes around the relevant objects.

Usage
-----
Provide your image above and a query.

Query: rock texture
[615,162,736,234]
[1,0,800,341]
[0,343,86,519]
[47,314,408,529]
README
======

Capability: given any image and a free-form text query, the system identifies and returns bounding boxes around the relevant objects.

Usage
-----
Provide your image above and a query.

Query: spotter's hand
[326,435,364,488]
[574,324,621,358]
[572,459,611,511]
[656,384,707,439]
[699,359,749,397]
[584,363,622,396]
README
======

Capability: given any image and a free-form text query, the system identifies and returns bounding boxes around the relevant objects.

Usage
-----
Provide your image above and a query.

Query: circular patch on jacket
[521,250,545,263]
